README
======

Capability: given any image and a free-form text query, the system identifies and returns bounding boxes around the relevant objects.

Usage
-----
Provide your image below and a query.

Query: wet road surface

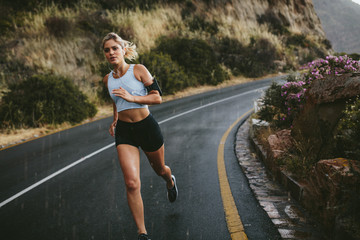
[0,77,283,240]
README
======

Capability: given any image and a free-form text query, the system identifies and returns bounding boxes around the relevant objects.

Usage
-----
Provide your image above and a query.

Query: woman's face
[103,39,125,66]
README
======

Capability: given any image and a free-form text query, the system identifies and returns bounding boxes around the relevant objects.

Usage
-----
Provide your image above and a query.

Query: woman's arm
[108,101,118,136]
[111,88,162,105]
[111,101,118,122]
[104,74,118,136]
[112,64,162,105]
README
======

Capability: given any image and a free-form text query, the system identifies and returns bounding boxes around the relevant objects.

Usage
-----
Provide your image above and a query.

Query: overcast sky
[352,0,360,5]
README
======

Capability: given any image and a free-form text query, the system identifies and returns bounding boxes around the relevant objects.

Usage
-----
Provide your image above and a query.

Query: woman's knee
[125,178,141,192]
[154,165,168,177]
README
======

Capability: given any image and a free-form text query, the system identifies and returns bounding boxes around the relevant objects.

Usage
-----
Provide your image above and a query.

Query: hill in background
[312,0,360,54]
[0,0,331,104]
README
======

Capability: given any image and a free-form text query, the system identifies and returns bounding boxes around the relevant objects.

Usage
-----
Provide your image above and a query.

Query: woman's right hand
[109,121,117,136]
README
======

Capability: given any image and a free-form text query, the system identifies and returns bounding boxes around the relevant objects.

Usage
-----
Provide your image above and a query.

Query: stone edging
[245,118,360,240]
[249,133,305,203]
[235,120,326,239]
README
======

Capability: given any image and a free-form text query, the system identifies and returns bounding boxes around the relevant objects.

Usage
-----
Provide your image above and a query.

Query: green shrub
[322,38,332,50]
[77,10,117,57]
[257,72,307,128]
[98,0,182,10]
[2,0,46,11]
[138,51,192,95]
[0,74,97,128]
[118,25,136,42]
[283,138,318,178]
[155,37,229,86]
[187,15,219,35]
[215,37,249,76]
[349,53,360,60]
[201,0,232,5]
[257,81,287,127]
[96,62,112,103]
[344,168,360,222]
[77,10,115,38]
[45,16,72,38]
[250,37,281,76]
[0,59,35,85]
[181,0,197,19]
[257,9,289,35]
[286,33,310,48]
[0,5,18,35]
[335,96,360,160]
[215,37,280,77]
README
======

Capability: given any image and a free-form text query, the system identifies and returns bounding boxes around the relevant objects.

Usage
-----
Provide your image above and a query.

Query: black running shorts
[115,114,164,152]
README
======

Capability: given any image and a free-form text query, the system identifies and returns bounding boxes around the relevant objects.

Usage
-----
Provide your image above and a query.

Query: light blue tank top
[107,64,148,112]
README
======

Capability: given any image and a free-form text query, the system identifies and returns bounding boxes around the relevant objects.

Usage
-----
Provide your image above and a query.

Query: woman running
[102,32,178,240]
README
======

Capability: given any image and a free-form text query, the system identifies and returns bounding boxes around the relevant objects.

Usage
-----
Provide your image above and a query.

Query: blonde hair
[102,32,138,61]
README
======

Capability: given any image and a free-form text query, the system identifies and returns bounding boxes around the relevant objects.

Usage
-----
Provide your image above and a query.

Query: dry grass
[162,74,260,101]
[6,2,101,102]
[0,104,113,149]
[2,0,291,104]
[255,125,275,147]
[6,0,284,77]
[3,0,327,93]
[108,5,183,52]
[21,36,96,75]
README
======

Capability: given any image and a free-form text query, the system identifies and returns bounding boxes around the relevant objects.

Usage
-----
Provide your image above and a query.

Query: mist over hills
[312,0,360,54]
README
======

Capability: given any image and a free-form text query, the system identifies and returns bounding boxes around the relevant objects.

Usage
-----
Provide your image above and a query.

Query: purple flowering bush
[302,55,360,86]
[257,55,360,177]
[259,55,360,129]
[258,76,306,128]
[280,81,306,126]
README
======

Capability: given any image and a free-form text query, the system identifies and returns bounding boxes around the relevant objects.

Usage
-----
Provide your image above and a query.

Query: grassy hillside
[0,0,332,129]
[312,0,360,54]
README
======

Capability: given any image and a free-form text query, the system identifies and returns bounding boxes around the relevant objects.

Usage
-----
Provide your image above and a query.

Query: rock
[249,118,269,139]
[292,73,360,160]
[267,129,293,159]
[307,73,360,104]
[302,158,360,238]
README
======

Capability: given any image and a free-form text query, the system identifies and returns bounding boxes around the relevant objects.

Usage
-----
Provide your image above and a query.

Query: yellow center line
[217,109,253,240]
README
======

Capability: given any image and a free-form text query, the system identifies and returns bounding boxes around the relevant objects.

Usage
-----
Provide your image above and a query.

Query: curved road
[0,77,283,240]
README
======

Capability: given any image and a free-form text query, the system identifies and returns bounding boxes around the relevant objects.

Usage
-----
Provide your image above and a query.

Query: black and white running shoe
[167,175,178,203]
[138,233,151,240]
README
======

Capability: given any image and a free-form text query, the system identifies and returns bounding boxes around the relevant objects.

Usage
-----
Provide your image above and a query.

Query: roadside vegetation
[256,54,360,177]
[254,54,360,237]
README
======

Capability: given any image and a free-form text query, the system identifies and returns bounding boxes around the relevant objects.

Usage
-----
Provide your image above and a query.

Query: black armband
[145,77,163,96]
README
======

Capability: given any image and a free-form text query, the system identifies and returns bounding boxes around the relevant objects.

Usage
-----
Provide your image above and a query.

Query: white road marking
[159,87,266,124]
[0,87,267,208]
[0,144,114,208]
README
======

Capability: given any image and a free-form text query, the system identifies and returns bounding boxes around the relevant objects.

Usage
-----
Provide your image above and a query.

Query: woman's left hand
[112,87,135,102]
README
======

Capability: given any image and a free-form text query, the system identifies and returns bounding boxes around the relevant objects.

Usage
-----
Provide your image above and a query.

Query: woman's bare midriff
[117,108,150,123]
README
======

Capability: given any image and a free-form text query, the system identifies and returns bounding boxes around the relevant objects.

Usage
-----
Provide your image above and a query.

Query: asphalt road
[0,77,284,240]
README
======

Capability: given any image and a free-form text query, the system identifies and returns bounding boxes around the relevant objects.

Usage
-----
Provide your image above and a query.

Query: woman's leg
[116,144,147,235]
[144,145,174,189]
